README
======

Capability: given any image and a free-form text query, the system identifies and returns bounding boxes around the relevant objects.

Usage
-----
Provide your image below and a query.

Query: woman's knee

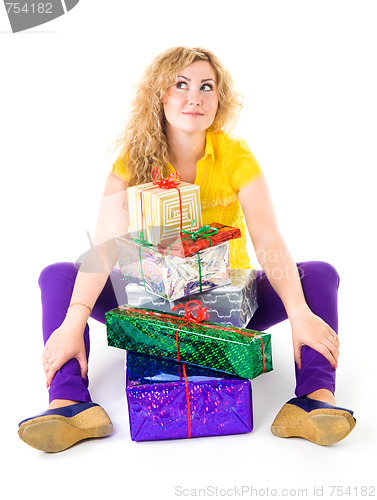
[38,262,78,289]
[298,261,340,289]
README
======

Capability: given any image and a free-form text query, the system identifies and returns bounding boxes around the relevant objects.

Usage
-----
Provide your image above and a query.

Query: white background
[1,1,376,499]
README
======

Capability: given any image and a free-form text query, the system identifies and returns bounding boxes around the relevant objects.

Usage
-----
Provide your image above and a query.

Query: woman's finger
[316,341,338,370]
[42,352,52,375]
[293,341,302,370]
[76,353,88,380]
[44,357,54,383]
[326,326,340,345]
[323,333,339,361]
[328,333,339,347]
[45,359,61,388]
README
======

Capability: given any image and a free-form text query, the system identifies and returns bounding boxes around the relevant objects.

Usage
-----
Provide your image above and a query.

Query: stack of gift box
[105,171,273,441]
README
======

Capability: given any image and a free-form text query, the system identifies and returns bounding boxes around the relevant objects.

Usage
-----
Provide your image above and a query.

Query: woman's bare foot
[306,389,336,405]
[48,399,79,410]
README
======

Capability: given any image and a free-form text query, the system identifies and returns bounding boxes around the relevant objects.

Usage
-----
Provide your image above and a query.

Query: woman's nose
[188,90,202,105]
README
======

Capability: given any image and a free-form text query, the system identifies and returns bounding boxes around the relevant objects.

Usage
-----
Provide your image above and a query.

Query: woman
[18,46,355,452]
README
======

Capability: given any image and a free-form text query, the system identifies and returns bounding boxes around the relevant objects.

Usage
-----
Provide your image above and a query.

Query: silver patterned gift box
[116,234,231,302]
[125,268,258,328]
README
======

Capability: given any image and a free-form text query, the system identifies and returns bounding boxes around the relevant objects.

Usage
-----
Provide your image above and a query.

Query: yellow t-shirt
[113,130,263,268]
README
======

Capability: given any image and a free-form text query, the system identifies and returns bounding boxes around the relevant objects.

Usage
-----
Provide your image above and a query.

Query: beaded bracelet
[67,302,93,315]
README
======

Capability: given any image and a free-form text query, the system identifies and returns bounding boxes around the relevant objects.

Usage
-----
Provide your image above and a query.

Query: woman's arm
[238,176,339,370]
[42,172,129,387]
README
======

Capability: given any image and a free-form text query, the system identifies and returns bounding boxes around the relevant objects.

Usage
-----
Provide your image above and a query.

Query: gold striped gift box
[127,181,202,246]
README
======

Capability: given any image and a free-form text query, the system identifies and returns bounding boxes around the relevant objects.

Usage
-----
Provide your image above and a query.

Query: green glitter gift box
[106,305,272,380]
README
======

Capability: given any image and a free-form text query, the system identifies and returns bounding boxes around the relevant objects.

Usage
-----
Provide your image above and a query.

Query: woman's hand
[289,307,339,370]
[42,320,88,389]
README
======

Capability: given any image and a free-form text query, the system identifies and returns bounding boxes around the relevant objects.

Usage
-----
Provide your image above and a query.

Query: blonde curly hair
[115,46,243,186]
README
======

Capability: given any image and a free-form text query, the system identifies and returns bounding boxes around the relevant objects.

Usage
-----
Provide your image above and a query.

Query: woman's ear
[161,89,169,106]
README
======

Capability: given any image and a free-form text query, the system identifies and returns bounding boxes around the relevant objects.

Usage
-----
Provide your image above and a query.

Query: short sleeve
[228,137,263,192]
[112,153,130,184]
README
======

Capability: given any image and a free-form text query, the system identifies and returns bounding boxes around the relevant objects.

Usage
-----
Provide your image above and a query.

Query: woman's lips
[182,112,204,117]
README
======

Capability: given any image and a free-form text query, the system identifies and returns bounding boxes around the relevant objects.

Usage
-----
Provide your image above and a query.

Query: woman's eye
[176,81,188,89]
[175,81,214,91]
[201,83,213,91]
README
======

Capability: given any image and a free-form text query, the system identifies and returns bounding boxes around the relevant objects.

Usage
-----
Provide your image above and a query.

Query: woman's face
[162,60,219,136]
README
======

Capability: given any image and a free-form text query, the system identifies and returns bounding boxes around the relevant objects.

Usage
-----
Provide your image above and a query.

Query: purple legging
[38,261,339,403]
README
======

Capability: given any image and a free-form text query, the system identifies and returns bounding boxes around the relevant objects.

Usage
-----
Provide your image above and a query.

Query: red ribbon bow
[170,301,208,362]
[172,300,208,323]
[152,166,181,189]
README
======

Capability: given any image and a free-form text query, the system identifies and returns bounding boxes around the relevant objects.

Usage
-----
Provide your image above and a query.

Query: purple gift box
[126,351,253,441]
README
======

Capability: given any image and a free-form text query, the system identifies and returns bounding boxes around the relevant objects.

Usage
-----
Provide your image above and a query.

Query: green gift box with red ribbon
[106,301,272,380]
